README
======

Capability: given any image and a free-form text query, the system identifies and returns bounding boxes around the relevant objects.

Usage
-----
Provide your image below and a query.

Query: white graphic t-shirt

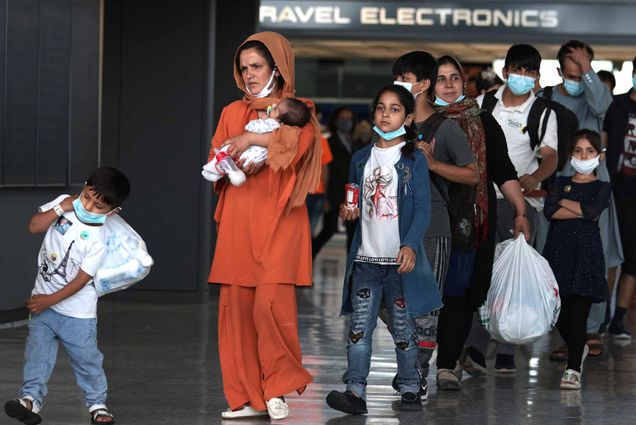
[620,115,636,177]
[32,200,107,319]
[355,142,404,264]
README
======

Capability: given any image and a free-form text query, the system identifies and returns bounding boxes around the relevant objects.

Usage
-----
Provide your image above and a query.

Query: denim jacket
[340,143,443,319]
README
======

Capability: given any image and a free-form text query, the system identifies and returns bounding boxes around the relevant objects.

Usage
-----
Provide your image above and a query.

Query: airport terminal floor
[1,235,636,425]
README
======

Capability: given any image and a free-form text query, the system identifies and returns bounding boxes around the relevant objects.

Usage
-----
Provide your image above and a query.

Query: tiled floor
[1,235,636,424]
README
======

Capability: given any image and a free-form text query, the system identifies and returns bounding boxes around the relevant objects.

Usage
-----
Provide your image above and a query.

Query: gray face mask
[335,119,353,133]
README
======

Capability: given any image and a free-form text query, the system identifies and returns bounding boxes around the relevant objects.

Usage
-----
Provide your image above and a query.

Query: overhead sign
[258,1,636,44]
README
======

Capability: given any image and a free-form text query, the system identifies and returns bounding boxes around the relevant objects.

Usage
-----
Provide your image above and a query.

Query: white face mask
[246,68,277,98]
[570,155,600,175]
[394,80,423,99]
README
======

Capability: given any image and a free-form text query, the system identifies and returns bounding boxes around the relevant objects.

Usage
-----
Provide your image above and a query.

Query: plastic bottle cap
[140,255,154,267]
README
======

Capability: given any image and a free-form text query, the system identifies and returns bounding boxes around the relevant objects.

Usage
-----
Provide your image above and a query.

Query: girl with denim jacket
[326,85,441,415]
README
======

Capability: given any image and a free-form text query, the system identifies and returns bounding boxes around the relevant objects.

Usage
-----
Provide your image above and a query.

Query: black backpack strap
[481,91,498,114]
[526,97,550,150]
[543,85,553,101]
[417,112,446,143]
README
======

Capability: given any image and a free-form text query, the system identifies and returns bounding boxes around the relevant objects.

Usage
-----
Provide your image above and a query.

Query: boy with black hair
[391,51,479,393]
[4,166,131,425]
[474,44,558,374]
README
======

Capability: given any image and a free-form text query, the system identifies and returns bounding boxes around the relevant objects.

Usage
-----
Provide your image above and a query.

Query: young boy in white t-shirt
[4,167,131,425]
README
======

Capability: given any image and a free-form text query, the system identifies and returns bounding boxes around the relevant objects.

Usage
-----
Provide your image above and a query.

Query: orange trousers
[218,284,313,411]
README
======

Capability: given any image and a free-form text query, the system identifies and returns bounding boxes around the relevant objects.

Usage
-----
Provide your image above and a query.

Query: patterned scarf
[436,98,489,244]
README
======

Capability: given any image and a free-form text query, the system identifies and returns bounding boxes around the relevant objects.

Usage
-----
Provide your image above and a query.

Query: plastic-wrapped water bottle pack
[39,194,154,296]
[94,214,153,296]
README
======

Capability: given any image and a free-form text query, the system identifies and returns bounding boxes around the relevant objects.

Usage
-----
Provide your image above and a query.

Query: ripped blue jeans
[343,262,419,399]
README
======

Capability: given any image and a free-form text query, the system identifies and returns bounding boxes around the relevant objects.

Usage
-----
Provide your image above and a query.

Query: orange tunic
[208,100,314,286]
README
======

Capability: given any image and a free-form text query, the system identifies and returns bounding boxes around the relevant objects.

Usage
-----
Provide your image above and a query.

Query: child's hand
[416,141,437,171]
[339,203,359,221]
[25,294,54,314]
[396,246,416,274]
[60,194,78,213]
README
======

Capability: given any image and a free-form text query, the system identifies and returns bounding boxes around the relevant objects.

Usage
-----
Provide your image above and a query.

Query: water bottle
[120,236,154,268]
[214,151,246,186]
[96,259,143,290]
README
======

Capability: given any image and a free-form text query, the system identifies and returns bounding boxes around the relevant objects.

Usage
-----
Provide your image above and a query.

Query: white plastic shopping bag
[94,215,154,296]
[480,236,560,345]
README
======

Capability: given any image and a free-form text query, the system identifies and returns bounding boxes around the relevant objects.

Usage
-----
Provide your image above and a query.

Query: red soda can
[345,183,360,207]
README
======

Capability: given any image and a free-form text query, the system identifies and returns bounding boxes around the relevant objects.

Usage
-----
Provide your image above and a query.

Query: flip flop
[586,334,605,358]
[549,344,568,361]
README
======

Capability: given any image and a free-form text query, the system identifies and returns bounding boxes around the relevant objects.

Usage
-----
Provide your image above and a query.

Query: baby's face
[267,101,289,121]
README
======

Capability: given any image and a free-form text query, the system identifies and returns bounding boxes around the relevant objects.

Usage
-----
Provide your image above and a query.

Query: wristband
[514,214,527,219]
[53,204,64,217]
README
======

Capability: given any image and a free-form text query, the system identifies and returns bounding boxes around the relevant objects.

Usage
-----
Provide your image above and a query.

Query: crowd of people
[204,32,635,419]
[4,30,635,424]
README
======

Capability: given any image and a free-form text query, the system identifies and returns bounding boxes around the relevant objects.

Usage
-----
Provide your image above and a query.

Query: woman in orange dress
[207,32,321,421]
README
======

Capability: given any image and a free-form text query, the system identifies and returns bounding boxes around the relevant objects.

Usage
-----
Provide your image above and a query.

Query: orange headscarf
[234,32,322,212]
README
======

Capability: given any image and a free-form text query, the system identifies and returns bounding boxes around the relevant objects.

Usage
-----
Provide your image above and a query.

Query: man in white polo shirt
[465,44,558,374]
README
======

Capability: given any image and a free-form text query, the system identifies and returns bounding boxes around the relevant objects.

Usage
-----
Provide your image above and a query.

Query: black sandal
[4,398,42,425]
[89,406,115,424]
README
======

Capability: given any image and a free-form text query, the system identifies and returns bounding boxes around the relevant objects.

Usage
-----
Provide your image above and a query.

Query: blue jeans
[343,262,419,399]
[20,309,107,411]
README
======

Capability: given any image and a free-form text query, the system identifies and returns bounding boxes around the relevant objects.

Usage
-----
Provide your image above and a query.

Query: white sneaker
[221,405,268,419]
[560,369,581,390]
[266,397,289,420]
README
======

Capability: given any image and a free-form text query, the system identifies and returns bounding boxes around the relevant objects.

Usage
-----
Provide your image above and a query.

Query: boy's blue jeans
[344,262,419,399]
[20,309,107,412]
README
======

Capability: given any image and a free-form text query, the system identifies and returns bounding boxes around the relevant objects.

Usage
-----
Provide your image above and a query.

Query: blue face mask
[434,94,465,106]
[563,78,584,97]
[632,75,636,90]
[373,125,406,141]
[507,74,536,96]
[73,194,108,225]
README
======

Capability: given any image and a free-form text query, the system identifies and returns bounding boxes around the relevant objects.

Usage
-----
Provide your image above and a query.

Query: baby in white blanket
[202,97,311,186]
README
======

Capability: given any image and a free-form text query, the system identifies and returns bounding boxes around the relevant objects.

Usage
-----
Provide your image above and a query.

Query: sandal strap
[89,404,113,419]
[17,396,41,414]
[89,404,108,414]
[91,410,114,419]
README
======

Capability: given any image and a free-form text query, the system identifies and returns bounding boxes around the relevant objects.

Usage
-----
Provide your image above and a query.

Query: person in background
[307,135,333,236]
[432,55,530,387]
[312,107,360,258]
[603,56,636,339]
[598,70,616,93]
[540,40,622,359]
[352,119,374,146]
[475,69,504,95]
